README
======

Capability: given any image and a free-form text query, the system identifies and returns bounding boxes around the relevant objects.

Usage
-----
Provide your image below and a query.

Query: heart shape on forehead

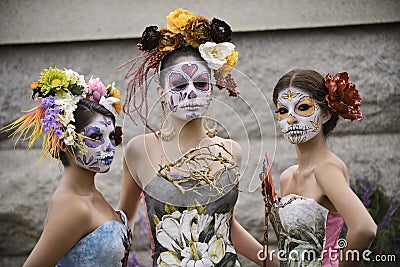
[181,63,198,78]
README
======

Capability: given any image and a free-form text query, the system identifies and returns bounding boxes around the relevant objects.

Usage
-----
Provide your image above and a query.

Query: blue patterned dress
[56,210,132,267]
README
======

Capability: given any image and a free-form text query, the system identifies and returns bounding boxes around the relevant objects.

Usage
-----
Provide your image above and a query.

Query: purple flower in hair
[41,107,62,133]
[54,126,64,137]
[41,96,55,109]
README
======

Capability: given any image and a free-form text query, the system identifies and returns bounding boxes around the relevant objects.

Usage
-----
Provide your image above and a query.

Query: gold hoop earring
[205,111,217,138]
[158,101,176,141]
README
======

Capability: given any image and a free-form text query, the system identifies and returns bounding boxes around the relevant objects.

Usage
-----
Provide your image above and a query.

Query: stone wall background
[1,1,400,266]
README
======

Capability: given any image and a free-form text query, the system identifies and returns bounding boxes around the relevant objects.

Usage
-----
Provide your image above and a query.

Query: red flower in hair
[324,72,362,120]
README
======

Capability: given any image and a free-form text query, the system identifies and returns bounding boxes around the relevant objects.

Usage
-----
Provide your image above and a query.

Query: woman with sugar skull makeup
[3,68,131,267]
[270,69,376,266]
[118,8,269,266]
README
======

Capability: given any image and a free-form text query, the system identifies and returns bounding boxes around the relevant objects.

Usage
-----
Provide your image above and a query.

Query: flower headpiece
[2,67,122,161]
[324,72,362,120]
[119,8,239,132]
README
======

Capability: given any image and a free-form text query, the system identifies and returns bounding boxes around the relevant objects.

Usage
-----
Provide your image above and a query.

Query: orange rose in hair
[166,8,194,34]
[324,72,362,120]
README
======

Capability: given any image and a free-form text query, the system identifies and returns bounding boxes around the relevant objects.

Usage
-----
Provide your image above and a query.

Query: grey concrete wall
[1,0,400,44]
[1,22,399,266]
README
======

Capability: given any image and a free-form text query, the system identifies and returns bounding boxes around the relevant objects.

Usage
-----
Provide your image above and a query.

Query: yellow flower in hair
[218,50,239,77]
[166,8,194,34]
[109,87,122,115]
[226,50,238,68]
[39,67,69,97]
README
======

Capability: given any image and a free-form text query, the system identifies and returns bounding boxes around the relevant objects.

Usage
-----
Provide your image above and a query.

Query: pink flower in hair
[88,77,106,102]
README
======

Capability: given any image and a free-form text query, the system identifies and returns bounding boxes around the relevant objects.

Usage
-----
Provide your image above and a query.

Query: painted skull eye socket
[298,104,311,111]
[277,107,288,115]
[295,97,315,117]
[168,72,189,92]
[276,102,289,120]
[193,81,209,90]
[82,126,104,148]
[193,72,210,92]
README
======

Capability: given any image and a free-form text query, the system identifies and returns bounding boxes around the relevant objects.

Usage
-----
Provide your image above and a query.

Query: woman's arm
[23,196,91,267]
[231,216,263,265]
[315,161,377,267]
[231,216,279,266]
[117,138,143,230]
[229,141,279,266]
[117,157,142,229]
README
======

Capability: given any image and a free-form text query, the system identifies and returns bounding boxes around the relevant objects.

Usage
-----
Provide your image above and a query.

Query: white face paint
[163,61,212,121]
[75,114,116,173]
[276,88,322,144]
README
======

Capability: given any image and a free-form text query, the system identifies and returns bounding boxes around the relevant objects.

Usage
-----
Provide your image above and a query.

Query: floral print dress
[56,210,132,267]
[143,169,241,267]
[276,194,344,267]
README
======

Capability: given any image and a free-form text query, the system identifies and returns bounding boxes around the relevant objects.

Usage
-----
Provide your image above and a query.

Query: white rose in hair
[199,42,235,70]
[99,96,120,118]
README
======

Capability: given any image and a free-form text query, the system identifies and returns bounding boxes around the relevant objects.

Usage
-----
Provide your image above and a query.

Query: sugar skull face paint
[164,61,211,121]
[276,88,322,144]
[75,114,116,173]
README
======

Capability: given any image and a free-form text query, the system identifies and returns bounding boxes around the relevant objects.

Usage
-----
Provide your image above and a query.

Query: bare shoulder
[124,133,147,154]
[124,133,157,158]
[314,154,349,184]
[281,165,297,179]
[23,192,92,265]
[46,192,91,230]
[280,165,297,190]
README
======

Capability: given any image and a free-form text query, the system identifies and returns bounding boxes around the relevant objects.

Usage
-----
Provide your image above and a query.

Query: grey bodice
[143,169,242,266]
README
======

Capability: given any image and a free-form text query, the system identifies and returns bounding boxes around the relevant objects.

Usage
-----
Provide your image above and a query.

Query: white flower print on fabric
[155,205,240,266]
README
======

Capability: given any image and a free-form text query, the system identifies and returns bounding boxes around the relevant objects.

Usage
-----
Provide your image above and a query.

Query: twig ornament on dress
[119,8,239,134]
[2,67,123,162]
[158,142,238,195]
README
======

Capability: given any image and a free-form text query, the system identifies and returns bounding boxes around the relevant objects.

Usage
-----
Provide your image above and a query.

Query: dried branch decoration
[158,143,239,195]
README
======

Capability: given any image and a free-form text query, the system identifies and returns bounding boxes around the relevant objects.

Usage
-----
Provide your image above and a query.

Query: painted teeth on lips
[180,102,205,111]
[285,125,309,135]
[98,156,114,165]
